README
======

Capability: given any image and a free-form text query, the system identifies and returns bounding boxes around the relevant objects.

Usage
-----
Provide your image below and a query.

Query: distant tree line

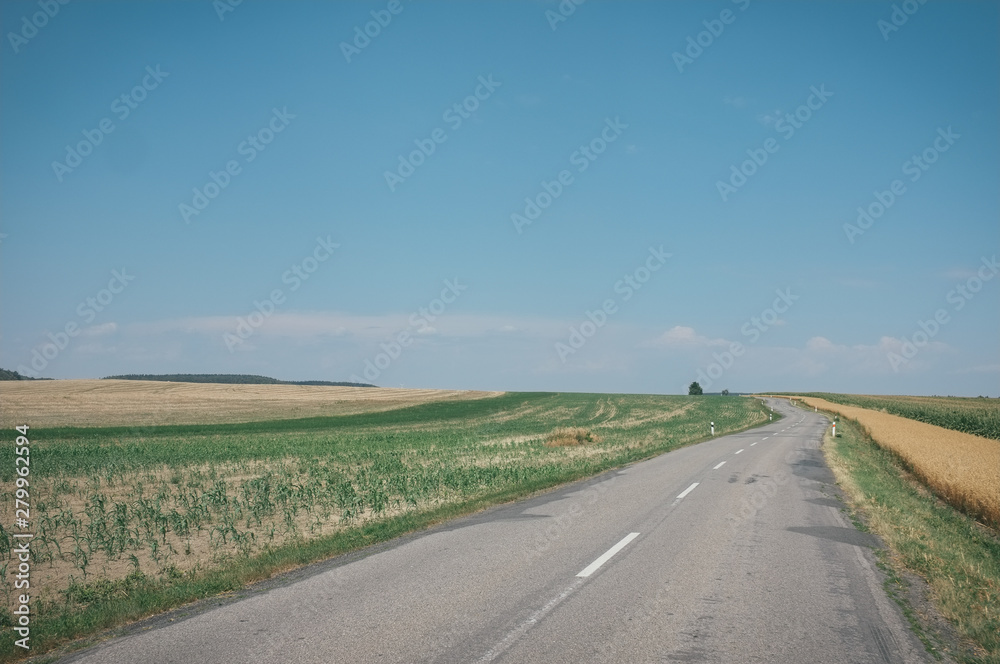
[0,368,51,381]
[688,382,738,396]
[102,373,376,387]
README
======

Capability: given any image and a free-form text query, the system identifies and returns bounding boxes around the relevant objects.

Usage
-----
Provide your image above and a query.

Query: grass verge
[817,409,1000,663]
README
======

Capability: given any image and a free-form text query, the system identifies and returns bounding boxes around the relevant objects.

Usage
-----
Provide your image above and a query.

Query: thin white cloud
[795,335,953,375]
[757,108,784,126]
[130,313,384,339]
[942,267,977,280]
[645,326,955,377]
[953,363,1000,374]
[646,325,729,348]
[80,322,118,337]
[126,311,571,344]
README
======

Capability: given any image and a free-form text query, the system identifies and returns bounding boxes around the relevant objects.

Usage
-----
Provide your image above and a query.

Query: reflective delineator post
[710,421,715,436]
[832,422,837,437]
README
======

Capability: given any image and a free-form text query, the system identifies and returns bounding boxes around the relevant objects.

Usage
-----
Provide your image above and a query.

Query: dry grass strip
[543,427,602,447]
[0,379,503,428]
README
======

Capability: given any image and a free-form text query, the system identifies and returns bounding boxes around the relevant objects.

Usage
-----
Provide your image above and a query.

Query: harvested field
[0,380,503,428]
[792,396,1000,528]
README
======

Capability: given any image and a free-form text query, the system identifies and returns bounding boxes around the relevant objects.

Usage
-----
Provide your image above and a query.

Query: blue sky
[1,0,997,396]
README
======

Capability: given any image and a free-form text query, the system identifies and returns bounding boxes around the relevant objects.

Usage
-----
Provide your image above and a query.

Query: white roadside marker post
[832,421,837,437]
[710,421,715,436]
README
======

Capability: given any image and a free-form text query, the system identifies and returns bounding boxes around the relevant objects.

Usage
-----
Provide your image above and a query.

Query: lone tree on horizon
[688,381,703,395]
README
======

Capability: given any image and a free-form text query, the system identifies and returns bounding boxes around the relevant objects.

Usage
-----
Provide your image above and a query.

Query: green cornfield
[0,391,771,658]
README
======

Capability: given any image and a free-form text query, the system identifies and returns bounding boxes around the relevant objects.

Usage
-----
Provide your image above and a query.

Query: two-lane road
[62,399,928,663]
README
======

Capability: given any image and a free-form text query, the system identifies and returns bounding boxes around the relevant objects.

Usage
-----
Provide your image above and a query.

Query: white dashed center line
[676,482,699,500]
[576,532,640,578]
[734,449,744,455]
[713,461,726,470]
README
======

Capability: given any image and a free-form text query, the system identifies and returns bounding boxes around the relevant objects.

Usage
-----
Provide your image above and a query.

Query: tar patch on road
[786,525,880,549]
[805,496,844,509]
[790,448,836,483]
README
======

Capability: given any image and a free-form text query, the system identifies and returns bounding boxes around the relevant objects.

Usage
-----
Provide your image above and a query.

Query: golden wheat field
[793,396,1000,527]
[0,380,504,428]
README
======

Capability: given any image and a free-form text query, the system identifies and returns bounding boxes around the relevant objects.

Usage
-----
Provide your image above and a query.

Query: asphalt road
[61,398,929,663]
